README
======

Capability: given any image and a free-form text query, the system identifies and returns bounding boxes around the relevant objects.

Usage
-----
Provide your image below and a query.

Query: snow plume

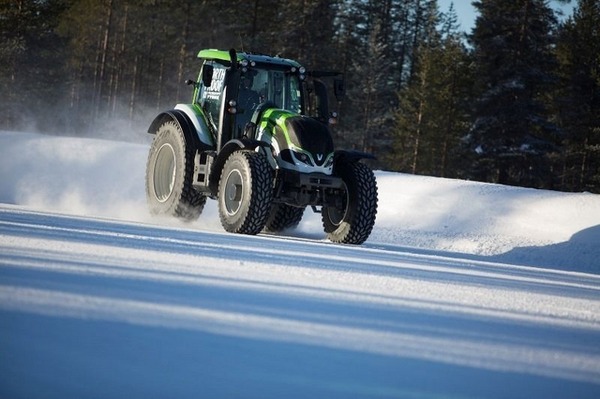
[1,130,599,272]
[73,104,160,144]
[0,131,150,221]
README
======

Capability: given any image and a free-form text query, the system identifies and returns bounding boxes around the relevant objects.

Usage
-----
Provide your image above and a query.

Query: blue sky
[438,0,477,31]
[438,0,577,32]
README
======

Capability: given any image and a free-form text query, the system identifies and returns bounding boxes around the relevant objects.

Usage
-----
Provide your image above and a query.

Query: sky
[438,0,577,32]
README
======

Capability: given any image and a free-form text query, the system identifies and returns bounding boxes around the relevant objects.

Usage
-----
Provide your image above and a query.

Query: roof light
[227,100,237,114]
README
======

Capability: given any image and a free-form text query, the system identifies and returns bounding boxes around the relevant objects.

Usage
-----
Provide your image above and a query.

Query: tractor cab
[194,50,303,147]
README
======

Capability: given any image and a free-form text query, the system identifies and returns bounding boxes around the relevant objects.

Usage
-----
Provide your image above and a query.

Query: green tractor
[145,48,377,244]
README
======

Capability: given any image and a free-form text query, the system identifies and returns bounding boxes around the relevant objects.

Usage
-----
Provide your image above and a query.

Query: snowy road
[1,205,599,398]
[1,131,599,397]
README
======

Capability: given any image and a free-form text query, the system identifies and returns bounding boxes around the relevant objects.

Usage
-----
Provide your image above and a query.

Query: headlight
[292,150,313,166]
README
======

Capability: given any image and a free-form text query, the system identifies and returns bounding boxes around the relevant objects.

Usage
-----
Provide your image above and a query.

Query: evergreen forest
[1,0,599,193]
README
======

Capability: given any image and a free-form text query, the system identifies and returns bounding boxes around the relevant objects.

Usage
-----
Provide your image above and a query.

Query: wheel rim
[154,143,176,203]
[224,169,244,215]
[327,183,349,226]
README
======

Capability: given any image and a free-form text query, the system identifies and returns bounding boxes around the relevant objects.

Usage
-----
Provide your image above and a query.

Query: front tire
[218,150,273,235]
[145,120,206,221]
[322,161,378,244]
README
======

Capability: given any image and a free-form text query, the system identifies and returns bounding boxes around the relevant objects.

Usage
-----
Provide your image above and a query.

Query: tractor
[145,48,377,244]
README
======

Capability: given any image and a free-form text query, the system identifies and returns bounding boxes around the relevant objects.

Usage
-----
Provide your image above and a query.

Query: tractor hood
[257,109,335,174]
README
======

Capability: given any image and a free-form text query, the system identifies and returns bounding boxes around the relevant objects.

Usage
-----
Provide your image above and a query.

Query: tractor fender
[174,104,214,147]
[208,138,272,194]
[333,150,376,172]
[147,107,213,150]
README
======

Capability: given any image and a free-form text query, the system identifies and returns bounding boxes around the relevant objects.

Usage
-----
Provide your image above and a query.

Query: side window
[253,69,269,102]
[272,71,283,108]
[267,71,301,113]
[287,75,302,113]
[200,62,226,130]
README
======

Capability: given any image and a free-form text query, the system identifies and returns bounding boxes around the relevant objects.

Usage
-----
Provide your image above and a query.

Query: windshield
[243,67,302,113]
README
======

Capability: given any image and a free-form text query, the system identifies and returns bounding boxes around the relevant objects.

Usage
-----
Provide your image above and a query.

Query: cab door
[199,61,227,132]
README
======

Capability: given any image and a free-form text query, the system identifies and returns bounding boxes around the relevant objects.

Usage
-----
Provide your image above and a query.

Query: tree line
[1,0,598,193]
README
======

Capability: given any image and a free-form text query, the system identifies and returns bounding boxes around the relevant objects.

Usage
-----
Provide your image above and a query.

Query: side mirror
[202,64,214,87]
[333,78,345,100]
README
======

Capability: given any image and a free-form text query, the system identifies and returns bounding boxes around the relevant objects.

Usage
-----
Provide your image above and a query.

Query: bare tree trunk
[412,99,424,174]
[251,0,260,39]
[96,0,114,118]
[156,59,164,111]
[111,3,129,115]
[176,1,191,101]
[362,93,372,153]
[441,66,458,177]
[579,136,589,191]
[129,55,139,121]
[142,35,154,112]
[409,0,423,81]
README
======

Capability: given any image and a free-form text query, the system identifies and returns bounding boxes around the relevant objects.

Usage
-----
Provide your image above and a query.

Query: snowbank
[1,130,598,272]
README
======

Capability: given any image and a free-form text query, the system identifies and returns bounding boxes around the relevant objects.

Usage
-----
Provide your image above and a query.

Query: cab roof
[197,49,301,68]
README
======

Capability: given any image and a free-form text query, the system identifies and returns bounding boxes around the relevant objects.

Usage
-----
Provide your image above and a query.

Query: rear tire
[145,120,206,221]
[264,204,305,232]
[322,161,377,244]
[218,150,273,235]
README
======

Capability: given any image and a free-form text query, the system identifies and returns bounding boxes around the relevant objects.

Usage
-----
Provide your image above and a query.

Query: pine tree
[391,1,441,173]
[436,3,474,177]
[56,0,216,131]
[466,0,560,188]
[391,2,472,176]
[0,0,68,131]
[554,0,600,193]
[333,0,396,155]
[354,21,392,154]
[334,0,443,164]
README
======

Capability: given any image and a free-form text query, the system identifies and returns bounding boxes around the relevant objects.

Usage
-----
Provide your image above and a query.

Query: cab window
[252,68,302,113]
[199,62,226,130]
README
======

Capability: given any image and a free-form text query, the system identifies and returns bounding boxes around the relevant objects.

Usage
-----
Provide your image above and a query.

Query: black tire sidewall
[146,121,205,220]
[323,161,378,244]
[146,122,186,214]
[322,170,354,235]
[218,151,272,234]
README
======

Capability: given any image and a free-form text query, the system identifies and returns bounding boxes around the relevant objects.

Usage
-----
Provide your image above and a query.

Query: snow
[1,130,599,398]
